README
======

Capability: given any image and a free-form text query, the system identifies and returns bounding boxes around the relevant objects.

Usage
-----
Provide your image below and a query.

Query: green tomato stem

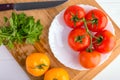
[82,18,93,50]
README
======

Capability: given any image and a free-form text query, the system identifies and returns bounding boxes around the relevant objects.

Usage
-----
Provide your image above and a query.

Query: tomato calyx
[92,35,104,46]
[91,12,98,25]
[87,12,98,28]
[91,18,98,26]
[91,12,98,28]
[34,64,47,69]
[53,78,58,80]
[96,35,103,45]
[70,12,81,26]
[75,35,85,43]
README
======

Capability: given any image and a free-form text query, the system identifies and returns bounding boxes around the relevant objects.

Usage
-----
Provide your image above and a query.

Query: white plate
[48,4,115,70]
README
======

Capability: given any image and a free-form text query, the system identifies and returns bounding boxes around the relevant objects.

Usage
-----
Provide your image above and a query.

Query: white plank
[0,45,30,80]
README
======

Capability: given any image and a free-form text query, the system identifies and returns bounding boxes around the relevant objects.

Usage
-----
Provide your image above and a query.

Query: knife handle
[0,3,14,11]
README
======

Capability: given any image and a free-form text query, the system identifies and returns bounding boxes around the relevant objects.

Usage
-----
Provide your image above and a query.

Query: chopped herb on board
[0,12,43,48]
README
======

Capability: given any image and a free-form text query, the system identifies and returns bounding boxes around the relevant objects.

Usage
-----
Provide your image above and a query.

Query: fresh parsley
[0,12,43,48]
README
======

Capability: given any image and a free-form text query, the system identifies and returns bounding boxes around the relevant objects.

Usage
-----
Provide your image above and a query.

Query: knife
[0,0,67,11]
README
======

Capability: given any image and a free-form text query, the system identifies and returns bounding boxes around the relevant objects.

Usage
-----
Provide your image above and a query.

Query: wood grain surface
[0,0,120,80]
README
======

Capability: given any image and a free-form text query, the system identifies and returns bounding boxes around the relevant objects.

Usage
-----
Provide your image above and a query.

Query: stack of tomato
[64,5,116,69]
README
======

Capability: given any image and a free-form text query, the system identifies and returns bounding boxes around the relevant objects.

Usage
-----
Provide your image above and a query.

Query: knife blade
[0,0,67,11]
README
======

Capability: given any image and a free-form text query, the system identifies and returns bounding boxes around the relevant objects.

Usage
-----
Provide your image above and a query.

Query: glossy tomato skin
[93,30,116,53]
[79,50,101,69]
[26,53,50,77]
[85,9,108,32]
[44,68,69,80]
[64,5,85,28]
[68,28,90,51]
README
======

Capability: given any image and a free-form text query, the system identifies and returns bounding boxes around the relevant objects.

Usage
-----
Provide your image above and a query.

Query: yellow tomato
[44,68,70,80]
[26,53,50,77]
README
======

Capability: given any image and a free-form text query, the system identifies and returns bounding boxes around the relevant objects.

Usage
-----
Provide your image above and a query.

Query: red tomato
[68,28,90,51]
[64,5,85,28]
[85,9,108,32]
[79,50,101,69]
[93,30,116,53]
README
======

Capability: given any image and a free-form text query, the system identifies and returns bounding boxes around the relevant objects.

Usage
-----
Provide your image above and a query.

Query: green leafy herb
[0,12,43,48]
